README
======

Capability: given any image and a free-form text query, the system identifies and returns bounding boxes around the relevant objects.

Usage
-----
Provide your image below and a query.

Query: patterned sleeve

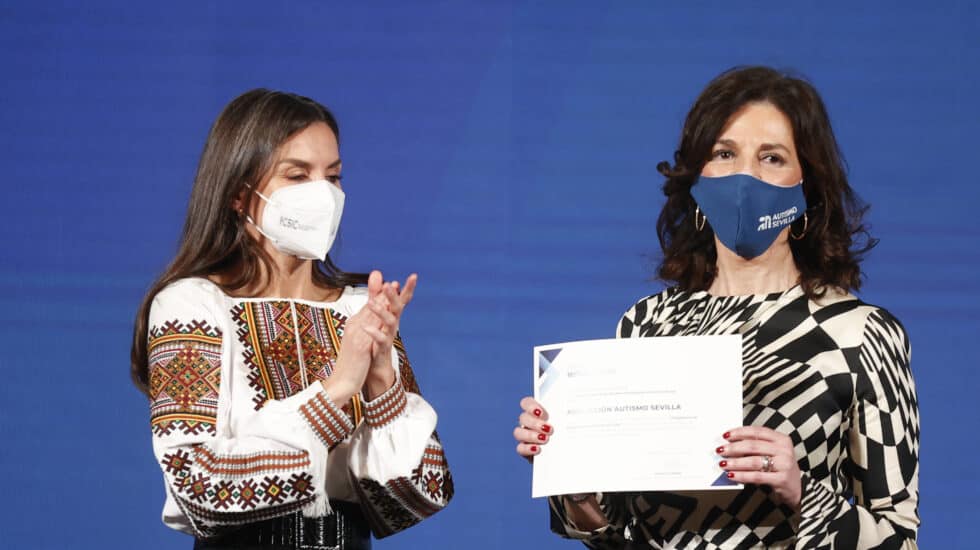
[796,308,920,549]
[149,280,353,538]
[347,334,453,538]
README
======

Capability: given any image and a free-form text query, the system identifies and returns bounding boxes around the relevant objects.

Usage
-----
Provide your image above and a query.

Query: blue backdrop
[1,1,977,548]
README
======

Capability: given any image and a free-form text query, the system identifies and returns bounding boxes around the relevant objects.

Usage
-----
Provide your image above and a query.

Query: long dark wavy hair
[131,89,368,396]
[656,66,876,297]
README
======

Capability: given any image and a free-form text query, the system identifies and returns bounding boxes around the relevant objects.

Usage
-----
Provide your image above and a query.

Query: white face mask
[245,180,345,261]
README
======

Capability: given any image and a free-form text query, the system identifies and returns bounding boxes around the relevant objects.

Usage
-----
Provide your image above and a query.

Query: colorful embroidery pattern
[232,302,341,409]
[192,447,311,478]
[355,478,420,538]
[299,391,355,449]
[393,335,421,395]
[356,458,455,539]
[350,334,453,537]
[355,419,453,539]
[363,382,408,428]
[148,320,223,436]
[161,449,317,528]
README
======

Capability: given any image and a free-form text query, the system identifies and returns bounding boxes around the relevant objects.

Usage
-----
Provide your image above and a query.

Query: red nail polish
[538,433,546,441]
[530,445,538,452]
[716,446,725,454]
[542,424,552,433]
[719,460,727,468]
[533,408,542,417]
[723,431,731,440]
[726,472,735,479]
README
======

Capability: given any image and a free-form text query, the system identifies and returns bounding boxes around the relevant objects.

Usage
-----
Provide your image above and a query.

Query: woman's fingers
[724,426,789,444]
[513,426,550,445]
[364,270,416,310]
[719,454,786,472]
[515,397,551,462]
[382,275,417,317]
[518,412,553,436]
[516,441,542,458]
[367,270,384,299]
[398,274,417,307]
[382,284,404,319]
[716,427,802,509]
[362,325,393,346]
[366,298,398,330]
[519,396,549,421]
[716,439,781,458]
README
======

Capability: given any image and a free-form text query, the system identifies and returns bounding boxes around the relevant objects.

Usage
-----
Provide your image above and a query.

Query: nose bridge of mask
[733,175,750,238]
[253,180,344,213]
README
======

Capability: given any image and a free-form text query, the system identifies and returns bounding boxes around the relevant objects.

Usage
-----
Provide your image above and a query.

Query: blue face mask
[690,174,806,259]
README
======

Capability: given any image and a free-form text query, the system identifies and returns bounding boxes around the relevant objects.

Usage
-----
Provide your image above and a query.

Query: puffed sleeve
[795,308,920,549]
[347,333,454,538]
[149,279,353,538]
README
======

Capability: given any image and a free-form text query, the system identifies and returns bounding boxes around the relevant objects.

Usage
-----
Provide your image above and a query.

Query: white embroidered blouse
[147,277,452,539]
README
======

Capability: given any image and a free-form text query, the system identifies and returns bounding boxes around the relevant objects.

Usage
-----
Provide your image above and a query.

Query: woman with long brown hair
[132,89,452,549]
[513,67,919,548]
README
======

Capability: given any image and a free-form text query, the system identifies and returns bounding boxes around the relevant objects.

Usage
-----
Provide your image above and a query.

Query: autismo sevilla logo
[757,207,798,232]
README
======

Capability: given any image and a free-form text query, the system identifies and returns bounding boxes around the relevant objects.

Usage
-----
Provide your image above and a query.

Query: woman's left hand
[361,271,417,398]
[717,426,801,511]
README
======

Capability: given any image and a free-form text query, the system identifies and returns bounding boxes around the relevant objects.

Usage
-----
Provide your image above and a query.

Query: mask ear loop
[244,212,282,245]
[240,183,282,245]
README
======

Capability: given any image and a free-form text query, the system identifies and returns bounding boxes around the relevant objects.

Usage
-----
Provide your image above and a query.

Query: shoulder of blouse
[331,285,368,316]
[618,287,676,332]
[858,302,911,350]
[151,276,225,310]
[806,288,911,360]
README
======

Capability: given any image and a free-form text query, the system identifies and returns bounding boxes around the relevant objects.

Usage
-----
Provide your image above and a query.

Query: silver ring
[761,455,774,473]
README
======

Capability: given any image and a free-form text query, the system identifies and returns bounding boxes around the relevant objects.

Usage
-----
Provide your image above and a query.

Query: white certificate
[532,335,743,498]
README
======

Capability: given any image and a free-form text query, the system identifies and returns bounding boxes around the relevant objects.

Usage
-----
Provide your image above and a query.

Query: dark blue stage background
[1,2,977,548]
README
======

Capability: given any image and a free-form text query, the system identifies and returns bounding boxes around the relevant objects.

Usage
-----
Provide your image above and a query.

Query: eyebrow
[713,139,792,153]
[276,158,342,169]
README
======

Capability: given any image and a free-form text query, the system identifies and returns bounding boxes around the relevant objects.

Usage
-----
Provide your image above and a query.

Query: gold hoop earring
[790,212,808,240]
[694,206,706,231]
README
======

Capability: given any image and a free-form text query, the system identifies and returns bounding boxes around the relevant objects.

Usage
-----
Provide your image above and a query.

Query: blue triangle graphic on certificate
[540,348,562,363]
[711,472,738,486]
[537,354,552,378]
[537,348,563,396]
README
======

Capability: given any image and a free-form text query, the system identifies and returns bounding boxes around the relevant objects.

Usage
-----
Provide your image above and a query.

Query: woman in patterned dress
[131,89,452,549]
[514,67,919,549]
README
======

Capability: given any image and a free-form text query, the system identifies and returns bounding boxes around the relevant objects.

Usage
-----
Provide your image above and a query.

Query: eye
[287,173,309,182]
[761,153,785,165]
[326,174,343,184]
[711,149,734,160]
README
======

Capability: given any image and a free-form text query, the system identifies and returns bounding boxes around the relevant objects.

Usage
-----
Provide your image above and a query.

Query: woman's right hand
[514,396,553,460]
[322,294,380,403]
[514,397,607,530]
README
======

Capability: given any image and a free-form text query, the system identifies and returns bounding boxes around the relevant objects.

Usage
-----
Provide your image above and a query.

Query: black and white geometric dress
[549,285,919,549]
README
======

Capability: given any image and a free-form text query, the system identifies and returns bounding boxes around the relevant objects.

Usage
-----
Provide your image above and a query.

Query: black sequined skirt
[193,501,371,550]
